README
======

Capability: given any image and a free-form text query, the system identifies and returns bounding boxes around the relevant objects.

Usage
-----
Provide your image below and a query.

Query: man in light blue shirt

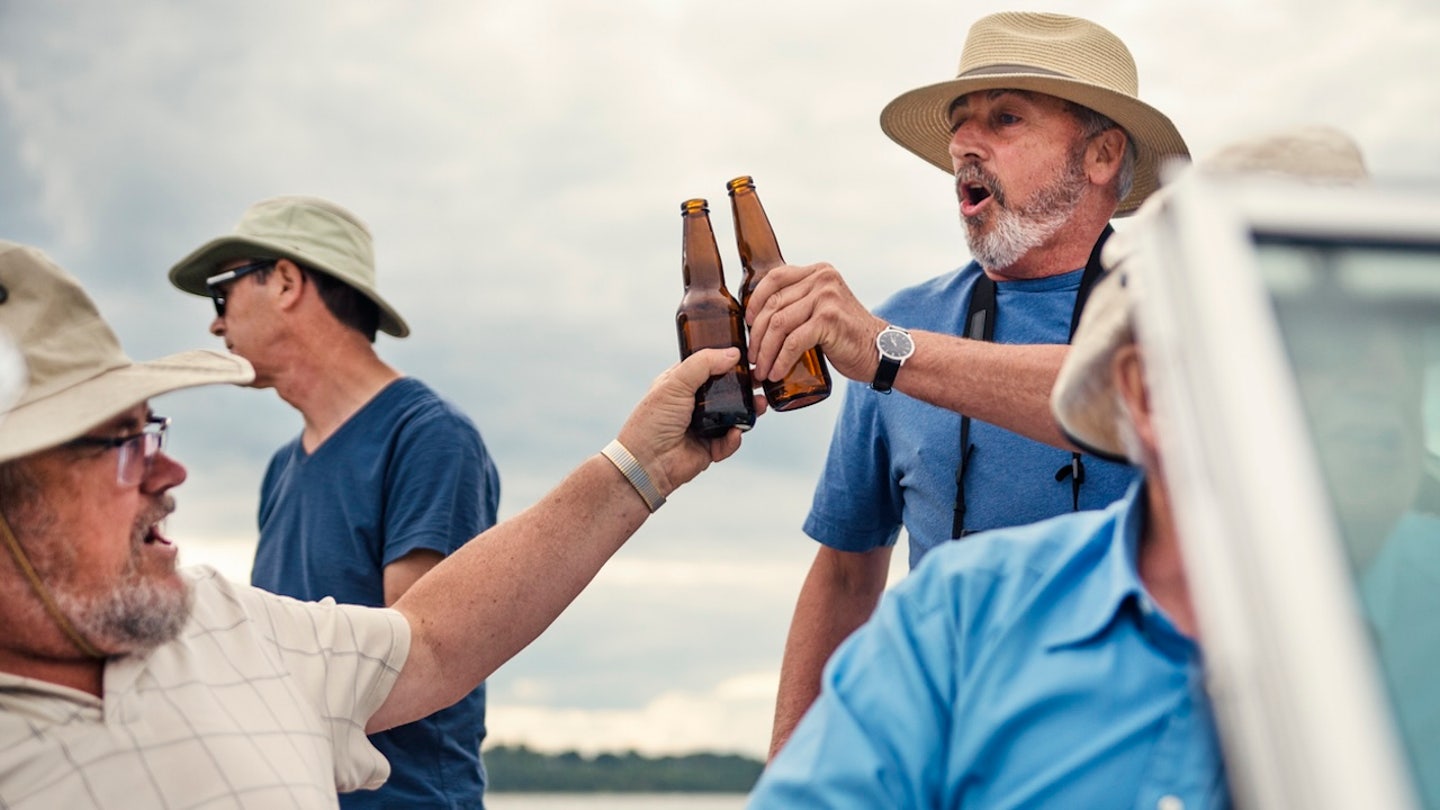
[750,251,1231,808]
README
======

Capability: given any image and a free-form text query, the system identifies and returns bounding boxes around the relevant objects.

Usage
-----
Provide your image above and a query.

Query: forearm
[745,263,1076,451]
[367,347,746,732]
[896,331,1073,449]
[372,454,649,731]
[769,546,890,759]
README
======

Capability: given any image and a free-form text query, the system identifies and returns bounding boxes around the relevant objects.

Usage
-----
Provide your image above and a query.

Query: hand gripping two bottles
[675,177,832,438]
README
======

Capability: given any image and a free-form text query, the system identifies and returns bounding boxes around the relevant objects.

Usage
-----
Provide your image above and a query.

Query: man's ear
[272,259,307,310]
[1113,342,1155,451]
[1087,128,1127,189]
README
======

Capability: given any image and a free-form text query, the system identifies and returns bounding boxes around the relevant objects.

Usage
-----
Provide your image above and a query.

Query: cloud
[3,0,1438,757]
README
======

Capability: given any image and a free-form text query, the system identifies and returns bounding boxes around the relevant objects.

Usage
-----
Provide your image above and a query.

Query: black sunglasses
[205,260,276,317]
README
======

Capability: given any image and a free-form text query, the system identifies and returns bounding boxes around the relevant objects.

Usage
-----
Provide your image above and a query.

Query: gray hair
[1066,101,1137,203]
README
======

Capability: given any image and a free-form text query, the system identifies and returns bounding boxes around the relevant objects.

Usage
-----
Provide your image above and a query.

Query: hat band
[957,64,1071,79]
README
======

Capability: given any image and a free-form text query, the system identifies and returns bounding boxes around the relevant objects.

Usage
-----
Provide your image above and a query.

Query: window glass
[1258,237,1440,807]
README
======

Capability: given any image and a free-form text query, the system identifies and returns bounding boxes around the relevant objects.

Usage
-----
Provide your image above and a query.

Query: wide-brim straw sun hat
[168,195,410,338]
[879,11,1190,216]
[0,241,254,463]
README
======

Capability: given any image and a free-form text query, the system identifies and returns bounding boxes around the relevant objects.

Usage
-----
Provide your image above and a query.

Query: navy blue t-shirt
[805,262,1137,568]
[253,377,501,808]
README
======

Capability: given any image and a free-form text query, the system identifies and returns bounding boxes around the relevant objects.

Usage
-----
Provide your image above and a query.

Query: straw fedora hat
[879,12,1189,215]
[168,195,410,338]
[0,241,254,463]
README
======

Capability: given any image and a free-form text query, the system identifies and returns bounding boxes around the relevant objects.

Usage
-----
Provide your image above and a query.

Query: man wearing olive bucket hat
[167,197,501,807]
[756,11,1190,757]
[0,240,752,807]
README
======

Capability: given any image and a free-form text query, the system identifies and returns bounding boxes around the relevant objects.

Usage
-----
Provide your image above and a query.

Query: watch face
[877,328,914,360]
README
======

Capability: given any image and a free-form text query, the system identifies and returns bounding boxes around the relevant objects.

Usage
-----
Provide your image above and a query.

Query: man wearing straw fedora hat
[167,196,501,807]
[752,11,1190,756]
[0,240,751,808]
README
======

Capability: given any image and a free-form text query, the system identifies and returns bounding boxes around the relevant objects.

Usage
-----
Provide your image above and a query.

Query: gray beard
[2,470,194,656]
[48,512,194,654]
[962,147,1090,273]
[58,574,194,653]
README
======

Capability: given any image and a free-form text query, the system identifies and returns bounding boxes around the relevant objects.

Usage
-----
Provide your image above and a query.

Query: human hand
[745,262,887,384]
[615,348,766,498]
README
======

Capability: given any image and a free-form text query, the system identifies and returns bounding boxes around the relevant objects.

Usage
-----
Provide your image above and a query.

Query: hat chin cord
[0,511,106,659]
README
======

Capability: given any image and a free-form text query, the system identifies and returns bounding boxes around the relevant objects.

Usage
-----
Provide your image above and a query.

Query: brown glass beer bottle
[726,175,832,411]
[676,198,757,438]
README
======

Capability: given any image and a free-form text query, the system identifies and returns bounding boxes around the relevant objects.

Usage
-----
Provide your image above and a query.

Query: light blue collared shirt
[752,481,1231,809]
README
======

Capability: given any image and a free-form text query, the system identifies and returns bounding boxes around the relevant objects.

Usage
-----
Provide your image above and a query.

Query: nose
[948,121,985,167]
[209,316,225,337]
[141,451,188,494]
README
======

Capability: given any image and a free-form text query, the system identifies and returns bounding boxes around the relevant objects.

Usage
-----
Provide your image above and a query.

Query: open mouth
[958,181,995,218]
[955,165,999,218]
[143,521,173,547]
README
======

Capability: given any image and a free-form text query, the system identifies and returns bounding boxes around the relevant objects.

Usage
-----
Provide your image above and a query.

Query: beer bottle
[676,198,757,438]
[727,175,832,411]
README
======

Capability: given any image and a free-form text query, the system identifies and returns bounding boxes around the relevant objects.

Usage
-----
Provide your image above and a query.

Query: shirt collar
[1044,478,1150,650]
[981,264,1088,293]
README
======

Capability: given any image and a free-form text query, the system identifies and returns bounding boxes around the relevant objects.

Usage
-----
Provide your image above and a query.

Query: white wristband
[601,439,666,513]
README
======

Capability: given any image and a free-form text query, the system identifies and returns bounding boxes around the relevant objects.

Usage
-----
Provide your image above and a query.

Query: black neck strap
[951,225,1114,539]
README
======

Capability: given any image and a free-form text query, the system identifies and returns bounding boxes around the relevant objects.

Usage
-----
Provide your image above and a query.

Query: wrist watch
[870,325,915,394]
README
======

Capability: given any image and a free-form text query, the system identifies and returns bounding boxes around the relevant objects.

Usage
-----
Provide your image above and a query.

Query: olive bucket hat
[878,11,1190,215]
[0,241,254,463]
[167,195,410,338]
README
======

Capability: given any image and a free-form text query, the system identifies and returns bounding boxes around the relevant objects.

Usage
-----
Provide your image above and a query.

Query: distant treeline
[483,744,764,793]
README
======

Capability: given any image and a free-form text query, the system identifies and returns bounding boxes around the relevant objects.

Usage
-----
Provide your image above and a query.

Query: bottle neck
[682,212,727,290]
[730,189,783,271]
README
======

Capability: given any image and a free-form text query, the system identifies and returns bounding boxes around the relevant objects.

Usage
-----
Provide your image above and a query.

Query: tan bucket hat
[0,241,254,463]
[1203,125,1368,183]
[0,328,22,417]
[879,11,1189,216]
[1051,266,1137,462]
[167,195,410,337]
[1050,125,1372,460]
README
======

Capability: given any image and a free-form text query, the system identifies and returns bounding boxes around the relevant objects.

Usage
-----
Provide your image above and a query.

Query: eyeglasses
[205,260,276,317]
[67,416,171,486]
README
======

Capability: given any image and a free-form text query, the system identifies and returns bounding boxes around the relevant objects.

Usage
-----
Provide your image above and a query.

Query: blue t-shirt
[804,262,1137,567]
[253,377,501,809]
[753,482,1231,808]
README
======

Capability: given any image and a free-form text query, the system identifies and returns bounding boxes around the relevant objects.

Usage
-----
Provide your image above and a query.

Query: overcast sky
[3,0,1438,759]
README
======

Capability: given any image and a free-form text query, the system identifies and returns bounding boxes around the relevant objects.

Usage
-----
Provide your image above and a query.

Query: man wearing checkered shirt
[0,241,747,809]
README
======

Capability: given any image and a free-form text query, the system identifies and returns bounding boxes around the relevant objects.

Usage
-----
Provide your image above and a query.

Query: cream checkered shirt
[0,566,411,809]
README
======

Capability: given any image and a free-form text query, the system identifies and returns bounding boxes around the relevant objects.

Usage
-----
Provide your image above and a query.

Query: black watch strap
[871,357,901,393]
